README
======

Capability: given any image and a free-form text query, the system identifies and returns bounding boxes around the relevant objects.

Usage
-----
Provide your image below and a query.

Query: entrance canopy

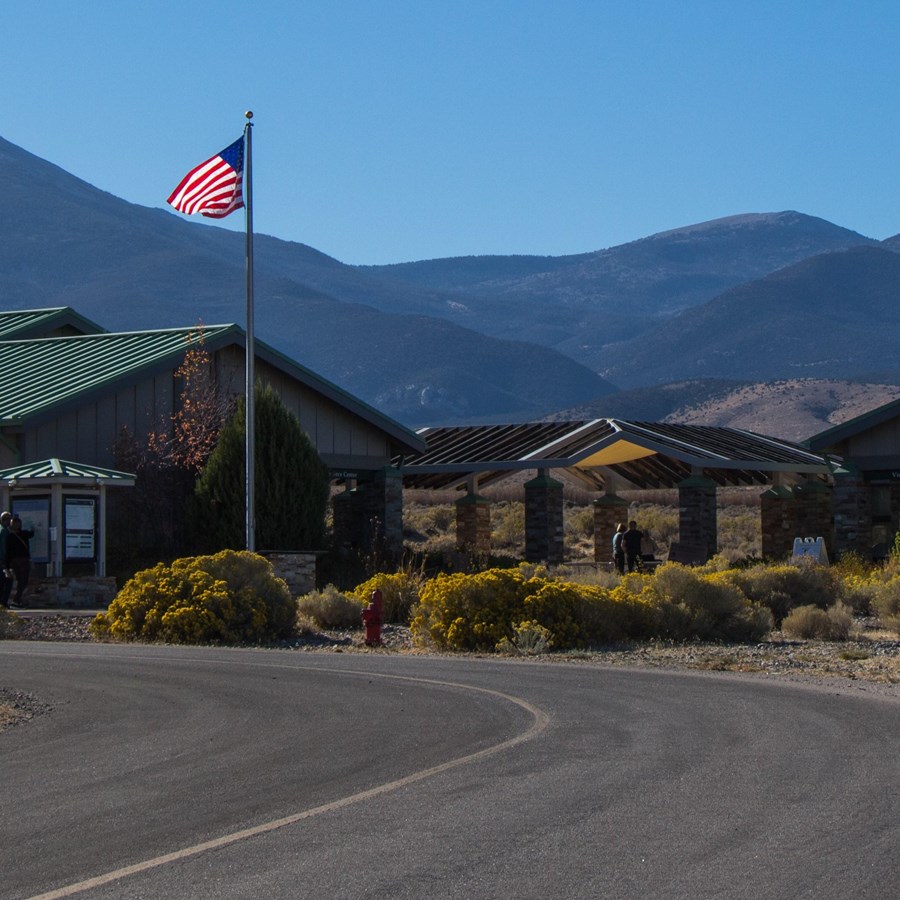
[0,458,135,577]
[399,420,835,490]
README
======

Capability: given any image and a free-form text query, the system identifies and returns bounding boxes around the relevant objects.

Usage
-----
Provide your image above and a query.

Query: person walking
[622,520,644,573]
[612,522,626,574]
[0,511,12,608]
[7,515,34,608]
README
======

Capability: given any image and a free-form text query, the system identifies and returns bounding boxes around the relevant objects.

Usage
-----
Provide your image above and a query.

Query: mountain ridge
[0,135,612,424]
[1,134,897,431]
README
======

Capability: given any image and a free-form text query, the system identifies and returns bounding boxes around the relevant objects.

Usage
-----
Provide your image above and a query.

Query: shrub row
[409,563,774,651]
[409,556,900,651]
[87,549,900,649]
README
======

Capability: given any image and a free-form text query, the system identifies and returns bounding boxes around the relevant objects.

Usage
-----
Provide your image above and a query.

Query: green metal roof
[0,325,237,421]
[0,317,425,455]
[0,307,105,339]
[0,458,135,483]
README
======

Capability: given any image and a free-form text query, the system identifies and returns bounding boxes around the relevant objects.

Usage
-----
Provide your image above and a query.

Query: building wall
[13,345,397,474]
[816,411,900,556]
[834,418,900,457]
[24,372,176,468]
[251,353,395,469]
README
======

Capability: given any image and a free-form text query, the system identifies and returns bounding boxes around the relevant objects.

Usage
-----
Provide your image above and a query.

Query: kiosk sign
[10,496,51,564]
[65,497,96,561]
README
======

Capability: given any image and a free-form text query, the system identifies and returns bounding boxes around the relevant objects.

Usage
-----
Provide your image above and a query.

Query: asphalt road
[1,643,898,900]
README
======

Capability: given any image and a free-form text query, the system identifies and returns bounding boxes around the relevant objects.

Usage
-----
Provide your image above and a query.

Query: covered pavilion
[399,419,835,564]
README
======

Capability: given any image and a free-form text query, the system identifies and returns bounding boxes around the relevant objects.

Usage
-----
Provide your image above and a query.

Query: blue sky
[6,1,900,264]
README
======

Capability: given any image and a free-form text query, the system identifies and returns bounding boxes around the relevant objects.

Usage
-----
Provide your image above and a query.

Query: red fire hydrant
[361,589,383,646]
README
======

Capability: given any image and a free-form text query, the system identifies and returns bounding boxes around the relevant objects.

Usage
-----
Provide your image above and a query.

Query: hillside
[598,245,900,388]
[2,133,898,429]
[361,212,875,366]
[668,380,900,442]
[0,136,611,425]
[556,379,900,443]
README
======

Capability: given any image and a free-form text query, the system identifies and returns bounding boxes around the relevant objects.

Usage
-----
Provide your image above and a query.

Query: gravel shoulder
[2,611,899,730]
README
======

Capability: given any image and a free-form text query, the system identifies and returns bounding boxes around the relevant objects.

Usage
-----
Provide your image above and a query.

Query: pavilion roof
[399,419,835,490]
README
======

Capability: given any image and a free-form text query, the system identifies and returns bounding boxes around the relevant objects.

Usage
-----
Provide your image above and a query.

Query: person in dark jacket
[622,520,644,572]
[0,511,11,608]
[7,515,34,608]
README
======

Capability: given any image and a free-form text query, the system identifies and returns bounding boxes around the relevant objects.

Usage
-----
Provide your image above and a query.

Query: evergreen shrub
[91,550,295,644]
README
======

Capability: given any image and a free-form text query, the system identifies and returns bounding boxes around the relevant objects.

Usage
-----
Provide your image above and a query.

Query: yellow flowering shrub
[352,570,424,623]
[91,550,294,644]
[412,566,654,651]
[412,567,529,650]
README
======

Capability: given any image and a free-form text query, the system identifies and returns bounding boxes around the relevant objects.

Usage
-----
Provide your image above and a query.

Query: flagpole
[244,111,255,552]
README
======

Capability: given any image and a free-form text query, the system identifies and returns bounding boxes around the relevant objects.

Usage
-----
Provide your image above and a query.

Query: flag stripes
[167,137,245,218]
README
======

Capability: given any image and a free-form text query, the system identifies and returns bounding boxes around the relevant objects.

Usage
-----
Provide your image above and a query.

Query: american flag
[167,137,245,218]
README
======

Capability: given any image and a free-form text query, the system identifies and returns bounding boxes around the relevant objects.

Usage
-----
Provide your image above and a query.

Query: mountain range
[1,134,898,434]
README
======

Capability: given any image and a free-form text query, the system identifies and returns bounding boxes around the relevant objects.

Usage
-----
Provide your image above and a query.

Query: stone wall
[832,471,870,557]
[27,576,118,609]
[263,552,318,597]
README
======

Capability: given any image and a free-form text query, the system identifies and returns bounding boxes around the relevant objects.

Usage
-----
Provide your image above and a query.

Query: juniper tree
[191,383,330,551]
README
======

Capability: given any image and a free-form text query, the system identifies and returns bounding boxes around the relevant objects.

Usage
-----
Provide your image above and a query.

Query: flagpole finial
[245,110,253,120]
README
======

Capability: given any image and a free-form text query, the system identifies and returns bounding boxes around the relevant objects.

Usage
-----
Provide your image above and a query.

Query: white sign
[66,531,95,559]
[65,497,96,561]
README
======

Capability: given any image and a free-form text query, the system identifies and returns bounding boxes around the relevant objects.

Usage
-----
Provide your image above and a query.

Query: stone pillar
[593,493,630,565]
[677,472,717,562]
[455,491,491,552]
[330,467,403,562]
[331,481,363,551]
[363,467,403,561]
[524,470,565,564]
[760,485,797,560]
[793,479,833,556]
[832,467,870,557]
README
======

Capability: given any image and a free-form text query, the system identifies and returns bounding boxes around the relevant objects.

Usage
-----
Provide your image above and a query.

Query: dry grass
[0,702,19,729]
[403,489,763,562]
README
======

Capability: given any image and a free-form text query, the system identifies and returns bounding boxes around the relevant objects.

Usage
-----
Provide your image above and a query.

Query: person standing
[612,522,626,574]
[7,515,34,608]
[622,519,644,573]
[0,511,12,608]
